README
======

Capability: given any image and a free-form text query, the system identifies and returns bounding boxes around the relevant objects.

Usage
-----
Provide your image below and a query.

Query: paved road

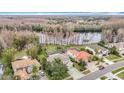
[78,60,124,80]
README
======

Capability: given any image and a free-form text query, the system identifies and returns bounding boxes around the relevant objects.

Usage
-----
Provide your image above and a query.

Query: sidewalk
[104,58,114,65]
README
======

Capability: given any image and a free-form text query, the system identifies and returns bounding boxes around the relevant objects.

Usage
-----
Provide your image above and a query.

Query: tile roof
[67,48,79,55]
[12,58,40,71]
[15,69,29,80]
[76,51,91,61]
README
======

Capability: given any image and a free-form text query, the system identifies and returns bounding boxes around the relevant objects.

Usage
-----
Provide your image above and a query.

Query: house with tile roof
[11,57,41,80]
[67,48,91,62]
[75,51,91,62]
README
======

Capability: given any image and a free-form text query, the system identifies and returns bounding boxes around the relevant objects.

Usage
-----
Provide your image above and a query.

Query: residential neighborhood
[1,13,124,80]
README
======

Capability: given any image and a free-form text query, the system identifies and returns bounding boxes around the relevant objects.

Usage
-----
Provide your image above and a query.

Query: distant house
[85,47,96,55]
[67,48,91,62]
[67,48,79,58]
[98,49,109,56]
[0,64,3,76]
[110,42,124,55]
[11,57,41,80]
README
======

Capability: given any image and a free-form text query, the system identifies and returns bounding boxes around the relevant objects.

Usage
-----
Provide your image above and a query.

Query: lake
[39,32,101,45]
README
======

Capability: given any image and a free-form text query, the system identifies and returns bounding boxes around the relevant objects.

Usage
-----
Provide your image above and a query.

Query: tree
[109,46,119,56]
[91,55,99,61]
[2,48,15,66]
[30,74,40,80]
[32,65,38,74]
[0,42,3,58]
[78,60,86,71]
[1,48,15,78]
[12,36,27,51]
[26,46,38,59]
[32,25,43,32]
[13,75,21,80]
[69,57,77,63]
[37,54,47,68]
[4,67,13,76]
[44,58,68,80]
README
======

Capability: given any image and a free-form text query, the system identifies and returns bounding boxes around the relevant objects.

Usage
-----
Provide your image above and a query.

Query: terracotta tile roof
[12,58,40,71]
[76,51,91,61]
[15,69,29,80]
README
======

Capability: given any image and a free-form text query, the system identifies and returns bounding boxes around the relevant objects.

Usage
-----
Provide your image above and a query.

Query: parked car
[39,71,45,77]
[98,65,105,70]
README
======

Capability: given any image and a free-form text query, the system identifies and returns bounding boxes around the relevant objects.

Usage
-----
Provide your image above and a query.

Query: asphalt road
[78,60,124,80]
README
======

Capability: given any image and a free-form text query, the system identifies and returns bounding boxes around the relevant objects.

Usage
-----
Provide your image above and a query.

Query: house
[98,49,109,56]
[67,48,91,62]
[47,53,70,64]
[66,48,79,58]
[0,64,3,76]
[85,47,96,55]
[11,57,41,80]
[110,42,124,55]
[75,51,91,62]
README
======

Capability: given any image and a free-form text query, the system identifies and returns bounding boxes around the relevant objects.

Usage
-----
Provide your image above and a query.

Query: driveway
[87,62,98,72]
[67,66,84,80]
[79,60,124,80]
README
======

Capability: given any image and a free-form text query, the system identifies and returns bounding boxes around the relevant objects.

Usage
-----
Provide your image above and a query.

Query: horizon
[0,12,124,16]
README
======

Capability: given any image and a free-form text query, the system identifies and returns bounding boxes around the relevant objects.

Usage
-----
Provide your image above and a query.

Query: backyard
[43,44,85,53]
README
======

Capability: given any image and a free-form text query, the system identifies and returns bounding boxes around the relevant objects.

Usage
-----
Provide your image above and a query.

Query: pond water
[39,32,102,45]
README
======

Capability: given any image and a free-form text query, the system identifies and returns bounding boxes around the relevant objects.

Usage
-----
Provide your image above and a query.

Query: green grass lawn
[73,63,86,72]
[14,50,27,59]
[106,54,121,61]
[100,76,108,80]
[82,69,91,75]
[43,44,85,53]
[116,71,124,79]
[84,43,104,51]
[112,67,124,74]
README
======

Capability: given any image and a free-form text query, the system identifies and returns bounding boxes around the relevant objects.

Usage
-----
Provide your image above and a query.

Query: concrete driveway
[67,66,84,80]
[87,62,98,72]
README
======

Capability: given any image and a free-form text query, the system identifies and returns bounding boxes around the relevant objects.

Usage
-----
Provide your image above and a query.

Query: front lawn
[116,71,124,79]
[100,76,108,80]
[106,54,121,61]
[82,69,91,75]
[73,63,86,72]
[112,67,124,74]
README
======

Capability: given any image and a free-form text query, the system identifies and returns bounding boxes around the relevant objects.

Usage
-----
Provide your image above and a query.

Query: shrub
[91,55,99,61]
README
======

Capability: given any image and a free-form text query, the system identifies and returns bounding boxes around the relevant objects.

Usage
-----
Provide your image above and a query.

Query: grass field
[106,54,121,61]
[112,67,124,74]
